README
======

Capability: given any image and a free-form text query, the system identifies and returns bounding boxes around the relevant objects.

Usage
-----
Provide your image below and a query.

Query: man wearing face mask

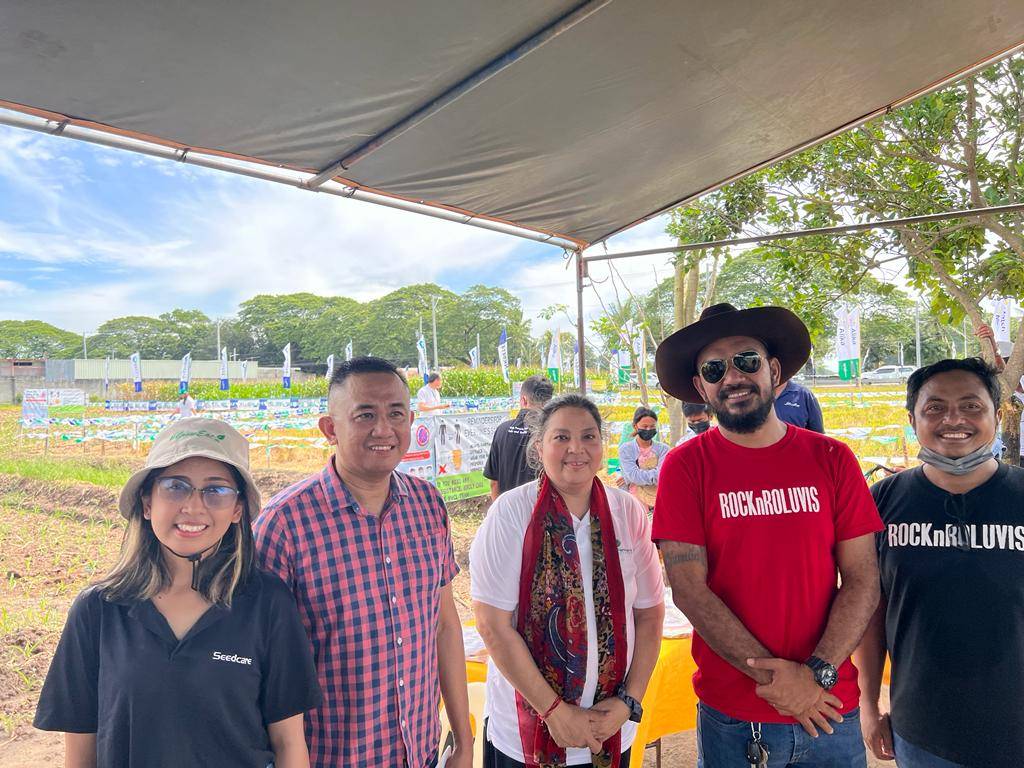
[652,303,883,767]
[676,402,714,445]
[855,358,1024,768]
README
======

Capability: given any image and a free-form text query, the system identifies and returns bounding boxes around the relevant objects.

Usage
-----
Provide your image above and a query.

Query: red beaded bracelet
[539,696,562,720]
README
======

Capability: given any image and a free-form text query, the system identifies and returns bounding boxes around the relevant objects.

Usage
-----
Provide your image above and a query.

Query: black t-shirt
[483,410,536,493]
[872,464,1024,767]
[34,568,321,768]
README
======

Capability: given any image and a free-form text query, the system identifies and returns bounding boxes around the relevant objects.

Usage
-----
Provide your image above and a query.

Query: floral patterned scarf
[515,474,628,768]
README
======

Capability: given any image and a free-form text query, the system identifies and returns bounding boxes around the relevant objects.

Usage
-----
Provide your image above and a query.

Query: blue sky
[0,119,678,336]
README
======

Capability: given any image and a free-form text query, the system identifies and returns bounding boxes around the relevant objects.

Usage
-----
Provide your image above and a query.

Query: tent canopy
[3,1,1024,248]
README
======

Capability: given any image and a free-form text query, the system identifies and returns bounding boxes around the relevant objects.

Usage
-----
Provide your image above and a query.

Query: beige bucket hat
[117,417,260,519]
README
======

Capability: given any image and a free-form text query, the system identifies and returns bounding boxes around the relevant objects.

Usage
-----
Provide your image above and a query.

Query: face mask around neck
[917,442,994,476]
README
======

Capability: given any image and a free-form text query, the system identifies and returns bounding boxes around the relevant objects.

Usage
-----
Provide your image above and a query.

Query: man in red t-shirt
[652,303,883,768]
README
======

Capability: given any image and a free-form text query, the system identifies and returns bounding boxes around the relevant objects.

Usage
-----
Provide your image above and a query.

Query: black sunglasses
[699,351,763,384]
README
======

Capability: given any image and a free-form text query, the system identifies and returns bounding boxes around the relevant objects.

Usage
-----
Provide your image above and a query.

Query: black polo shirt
[872,464,1024,766]
[483,409,536,494]
[35,569,321,768]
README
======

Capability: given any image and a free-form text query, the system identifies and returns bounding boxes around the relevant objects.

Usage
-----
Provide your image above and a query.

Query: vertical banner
[639,329,648,382]
[282,343,292,389]
[416,334,429,380]
[179,352,192,394]
[219,347,229,391]
[993,299,1011,344]
[469,346,480,369]
[617,349,631,385]
[344,340,353,362]
[103,356,111,393]
[130,352,142,393]
[547,330,561,383]
[241,360,249,380]
[836,305,861,380]
[849,307,861,374]
[572,339,580,388]
[325,354,335,380]
[498,329,510,383]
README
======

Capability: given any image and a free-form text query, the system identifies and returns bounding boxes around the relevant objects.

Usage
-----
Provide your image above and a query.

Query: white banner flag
[219,347,229,391]
[103,356,111,391]
[547,330,562,371]
[130,352,142,393]
[573,339,580,387]
[344,340,353,362]
[417,335,429,378]
[325,354,335,380]
[240,360,249,380]
[179,352,192,393]
[993,299,1012,344]
[282,343,292,389]
[498,329,510,383]
[469,346,479,369]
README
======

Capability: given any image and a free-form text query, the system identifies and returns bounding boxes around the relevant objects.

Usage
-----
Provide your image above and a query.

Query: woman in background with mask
[616,407,670,512]
[854,358,1024,768]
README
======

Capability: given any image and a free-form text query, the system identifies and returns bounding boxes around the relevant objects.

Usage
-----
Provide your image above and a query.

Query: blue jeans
[696,703,866,767]
[892,731,966,768]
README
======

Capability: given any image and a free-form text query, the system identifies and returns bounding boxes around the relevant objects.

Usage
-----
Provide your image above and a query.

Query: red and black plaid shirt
[254,459,458,767]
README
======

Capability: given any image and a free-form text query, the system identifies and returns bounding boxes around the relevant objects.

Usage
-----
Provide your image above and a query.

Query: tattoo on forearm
[663,549,705,568]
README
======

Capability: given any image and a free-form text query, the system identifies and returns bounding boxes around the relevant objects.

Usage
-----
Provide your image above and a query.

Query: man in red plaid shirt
[254,357,472,767]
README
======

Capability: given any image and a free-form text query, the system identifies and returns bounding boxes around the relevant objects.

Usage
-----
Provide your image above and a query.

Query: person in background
[35,418,320,768]
[471,394,664,768]
[676,402,714,446]
[616,406,671,511]
[417,372,449,413]
[484,374,555,501]
[774,376,825,433]
[178,390,196,418]
[254,357,471,768]
[856,358,1024,767]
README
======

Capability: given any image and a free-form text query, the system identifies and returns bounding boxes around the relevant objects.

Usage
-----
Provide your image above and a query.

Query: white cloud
[0,121,680,338]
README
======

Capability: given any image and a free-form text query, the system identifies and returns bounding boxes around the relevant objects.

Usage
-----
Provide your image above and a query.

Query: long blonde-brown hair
[96,465,255,607]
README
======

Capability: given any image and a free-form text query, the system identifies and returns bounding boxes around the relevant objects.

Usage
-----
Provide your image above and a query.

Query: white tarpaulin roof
[3,1,1024,248]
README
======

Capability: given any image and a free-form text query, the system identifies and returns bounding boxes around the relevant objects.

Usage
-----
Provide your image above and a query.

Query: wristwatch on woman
[804,656,839,690]
[614,684,643,723]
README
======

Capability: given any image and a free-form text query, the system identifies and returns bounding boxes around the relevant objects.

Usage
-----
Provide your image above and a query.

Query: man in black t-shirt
[856,357,1024,768]
[483,374,554,500]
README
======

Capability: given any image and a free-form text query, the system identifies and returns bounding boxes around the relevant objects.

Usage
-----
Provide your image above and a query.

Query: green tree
[89,316,175,358]
[0,320,80,358]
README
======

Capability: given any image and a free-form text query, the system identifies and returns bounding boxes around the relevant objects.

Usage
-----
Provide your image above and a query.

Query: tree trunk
[1003,397,1022,467]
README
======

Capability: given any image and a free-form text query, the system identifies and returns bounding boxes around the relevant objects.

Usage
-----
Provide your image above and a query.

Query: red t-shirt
[651,425,883,722]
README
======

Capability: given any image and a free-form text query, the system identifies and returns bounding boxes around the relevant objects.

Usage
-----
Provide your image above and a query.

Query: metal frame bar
[306,0,612,188]
[582,202,1024,263]
[0,108,581,251]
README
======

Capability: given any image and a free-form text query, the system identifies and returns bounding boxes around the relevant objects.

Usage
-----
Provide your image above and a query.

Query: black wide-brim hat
[656,303,811,402]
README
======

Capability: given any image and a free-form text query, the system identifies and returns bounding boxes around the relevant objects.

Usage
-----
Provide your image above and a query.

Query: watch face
[818,665,838,689]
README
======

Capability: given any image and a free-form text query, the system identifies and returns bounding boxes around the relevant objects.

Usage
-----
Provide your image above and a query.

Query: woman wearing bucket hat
[34,417,321,768]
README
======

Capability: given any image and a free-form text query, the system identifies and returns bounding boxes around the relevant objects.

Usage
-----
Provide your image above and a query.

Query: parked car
[861,365,917,384]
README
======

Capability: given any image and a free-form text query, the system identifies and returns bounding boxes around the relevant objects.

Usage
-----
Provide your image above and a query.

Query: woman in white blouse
[471,394,664,768]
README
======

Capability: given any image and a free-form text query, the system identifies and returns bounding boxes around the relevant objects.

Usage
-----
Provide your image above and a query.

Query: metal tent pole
[583,202,1024,263]
[576,251,587,394]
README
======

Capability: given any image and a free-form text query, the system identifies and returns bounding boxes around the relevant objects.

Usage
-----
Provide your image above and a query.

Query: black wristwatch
[615,683,643,723]
[805,656,839,691]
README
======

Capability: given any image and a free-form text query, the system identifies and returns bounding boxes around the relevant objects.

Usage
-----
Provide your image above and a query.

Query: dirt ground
[0,470,888,767]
